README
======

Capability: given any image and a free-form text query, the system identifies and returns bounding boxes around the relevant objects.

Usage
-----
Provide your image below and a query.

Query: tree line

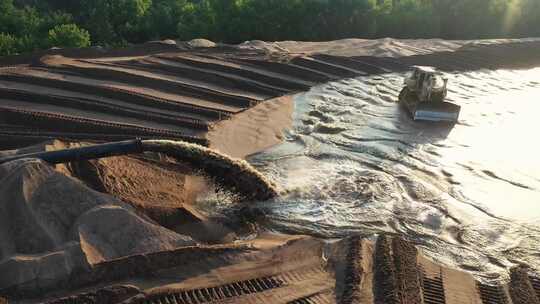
[1,0,539,56]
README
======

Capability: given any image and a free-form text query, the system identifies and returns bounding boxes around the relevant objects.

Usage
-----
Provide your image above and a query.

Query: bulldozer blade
[413,102,461,122]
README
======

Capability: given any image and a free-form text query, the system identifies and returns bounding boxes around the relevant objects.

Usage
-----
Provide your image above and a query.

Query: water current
[244,68,540,282]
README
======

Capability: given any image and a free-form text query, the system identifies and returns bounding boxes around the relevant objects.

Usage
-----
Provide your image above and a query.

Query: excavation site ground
[0,38,539,303]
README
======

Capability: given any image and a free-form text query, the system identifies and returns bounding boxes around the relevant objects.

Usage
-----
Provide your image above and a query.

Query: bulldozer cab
[405,66,447,103]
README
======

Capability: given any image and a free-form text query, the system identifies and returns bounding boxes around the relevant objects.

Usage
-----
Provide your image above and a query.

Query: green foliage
[47,24,91,48]
[376,0,440,38]
[78,0,152,44]
[0,32,17,55]
[0,0,539,56]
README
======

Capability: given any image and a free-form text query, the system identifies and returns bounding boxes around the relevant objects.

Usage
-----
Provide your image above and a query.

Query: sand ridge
[0,142,215,295]
[2,38,540,153]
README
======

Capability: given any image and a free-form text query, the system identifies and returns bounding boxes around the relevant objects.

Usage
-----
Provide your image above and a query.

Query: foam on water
[247,68,540,282]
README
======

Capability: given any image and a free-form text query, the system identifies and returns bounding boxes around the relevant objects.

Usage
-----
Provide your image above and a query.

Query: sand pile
[187,39,217,48]
[68,148,237,243]
[273,37,540,57]
[0,138,282,297]
[0,157,196,293]
[141,140,279,201]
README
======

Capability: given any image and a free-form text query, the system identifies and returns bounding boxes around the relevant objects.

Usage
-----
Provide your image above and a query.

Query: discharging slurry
[241,68,540,282]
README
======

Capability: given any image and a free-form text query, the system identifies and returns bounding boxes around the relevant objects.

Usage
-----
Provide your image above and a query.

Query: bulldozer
[399,66,460,122]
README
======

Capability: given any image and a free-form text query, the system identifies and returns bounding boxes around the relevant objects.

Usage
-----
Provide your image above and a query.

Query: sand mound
[1,139,279,201]
[73,154,195,208]
[238,40,289,53]
[0,157,196,293]
[76,205,194,264]
[141,140,279,200]
[67,154,235,243]
[274,37,540,57]
[187,39,216,48]
[275,38,466,56]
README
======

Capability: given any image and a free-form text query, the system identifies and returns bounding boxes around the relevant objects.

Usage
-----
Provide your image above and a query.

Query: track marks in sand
[2,40,540,147]
[0,106,206,143]
[130,268,333,304]
[157,54,315,91]
[0,49,336,146]
[0,72,232,119]
[134,276,285,304]
[29,234,540,303]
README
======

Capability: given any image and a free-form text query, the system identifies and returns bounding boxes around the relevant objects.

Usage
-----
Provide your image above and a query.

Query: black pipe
[0,139,143,164]
[0,139,278,201]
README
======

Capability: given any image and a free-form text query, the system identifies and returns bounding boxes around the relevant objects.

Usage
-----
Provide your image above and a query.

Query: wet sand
[208,95,294,158]
[249,68,540,283]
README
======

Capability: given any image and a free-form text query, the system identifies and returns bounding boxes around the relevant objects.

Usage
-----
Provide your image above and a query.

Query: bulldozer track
[17,235,540,304]
[275,265,327,284]
[0,107,207,144]
[234,58,333,84]
[392,238,422,304]
[127,264,329,304]
[508,268,540,304]
[136,276,285,304]
[287,291,334,304]
[477,283,509,304]
[0,88,210,131]
[54,64,257,108]
[156,54,313,91]
[374,235,399,304]
[420,271,446,304]
[314,54,384,75]
[339,236,363,304]
[0,128,208,146]
[109,60,288,98]
[291,57,359,78]
[530,276,540,300]
[0,73,233,120]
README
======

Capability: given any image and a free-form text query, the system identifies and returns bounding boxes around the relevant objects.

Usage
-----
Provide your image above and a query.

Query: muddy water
[246,68,540,282]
